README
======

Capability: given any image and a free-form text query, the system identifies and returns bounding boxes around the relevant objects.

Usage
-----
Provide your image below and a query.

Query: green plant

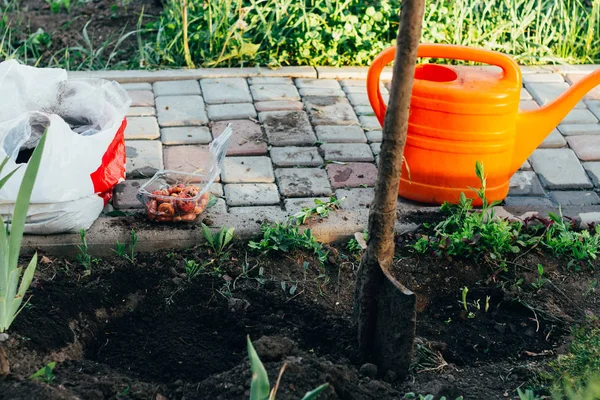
[412,161,524,260]
[542,209,600,269]
[201,224,235,257]
[549,324,600,397]
[249,221,328,264]
[247,336,328,399]
[29,361,56,383]
[292,197,342,224]
[184,259,204,281]
[347,230,368,257]
[531,264,548,290]
[0,132,46,333]
[77,229,93,270]
[114,229,137,263]
[461,286,469,311]
[46,0,70,13]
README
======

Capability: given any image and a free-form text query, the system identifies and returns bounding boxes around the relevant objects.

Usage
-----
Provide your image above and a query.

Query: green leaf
[8,132,47,270]
[247,336,270,400]
[201,223,215,247]
[207,194,217,208]
[222,227,235,249]
[475,160,484,180]
[301,383,329,400]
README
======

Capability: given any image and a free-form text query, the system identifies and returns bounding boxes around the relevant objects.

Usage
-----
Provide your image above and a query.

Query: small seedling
[292,196,342,224]
[247,336,328,400]
[46,0,70,13]
[202,224,235,257]
[485,295,491,312]
[114,229,137,264]
[461,286,469,311]
[77,229,93,270]
[29,362,56,383]
[585,279,598,297]
[531,264,548,290]
[184,259,204,281]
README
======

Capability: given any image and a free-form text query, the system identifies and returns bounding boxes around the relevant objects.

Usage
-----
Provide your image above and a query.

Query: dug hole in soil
[1,211,599,399]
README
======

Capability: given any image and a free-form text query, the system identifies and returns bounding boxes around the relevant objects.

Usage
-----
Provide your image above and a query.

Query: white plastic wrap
[0,60,131,234]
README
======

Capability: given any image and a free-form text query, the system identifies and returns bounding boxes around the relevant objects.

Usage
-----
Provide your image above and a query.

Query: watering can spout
[512,69,600,173]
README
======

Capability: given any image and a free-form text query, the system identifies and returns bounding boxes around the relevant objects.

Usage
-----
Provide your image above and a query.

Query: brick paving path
[111,66,600,217]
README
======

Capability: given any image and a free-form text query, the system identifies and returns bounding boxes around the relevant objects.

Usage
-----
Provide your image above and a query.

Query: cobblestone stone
[125,140,163,178]
[529,148,592,189]
[200,78,252,104]
[321,143,374,162]
[113,179,147,209]
[366,130,382,143]
[211,120,267,156]
[270,147,323,167]
[153,80,201,96]
[156,96,208,127]
[508,171,545,196]
[565,75,600,100]
[160,127,212,145]
[259,110,317,146]
[304,96,359,126]
[227,206,287,222]
[205,198,228,215]
[221,156,274,183]
[566,136,600,161]
[354,106,375,116]
[336,188,374,210]
[250,84,300,101]
[315,125,366,143]
[558,124,600,136]
[585,100,600,121]
[550,191,600,206]
[503,196,555,208]
[248,77,293,85]
[298,88,346,97]
[209,183,224,197]
[127,107,156,117]
[525,82,585,108]
[207,103,257,121]
[163,145,216,181]
[540,129,567,148]
[224,184,280,206]
[520,160,532,170]
[295,79,341,89]
[122,82,152,90]
[359,115,382,130]
[371,143,381,155]
[347,93,387,106]
[522,73,565,83]
[254,101,304,112]
[128,90,155,107]
[561,108,598,124]
[326,162,377,188]
[124,117,160,140]
[583,162,600,187]
[520,87,532,100]
[275,168,332,197]
[284,197,331,214]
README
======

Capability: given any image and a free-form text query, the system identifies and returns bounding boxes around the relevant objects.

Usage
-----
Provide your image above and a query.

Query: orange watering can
[367,44,600,205]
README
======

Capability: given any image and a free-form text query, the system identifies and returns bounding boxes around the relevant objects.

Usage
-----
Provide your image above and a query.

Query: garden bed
[1,212,598,399]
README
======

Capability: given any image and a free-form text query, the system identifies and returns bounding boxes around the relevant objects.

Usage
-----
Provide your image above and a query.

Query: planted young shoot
[247,336,328,400]
[201,224,234,257]
[29,362,56,383]
[0,131,46,332]
[114,229,137,264]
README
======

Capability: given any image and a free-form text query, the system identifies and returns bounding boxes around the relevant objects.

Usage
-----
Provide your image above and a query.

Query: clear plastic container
[137,171,213,222]
[136,124,233,223]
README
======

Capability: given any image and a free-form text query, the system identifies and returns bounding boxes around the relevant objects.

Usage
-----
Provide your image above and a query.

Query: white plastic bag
[0,60,131,234]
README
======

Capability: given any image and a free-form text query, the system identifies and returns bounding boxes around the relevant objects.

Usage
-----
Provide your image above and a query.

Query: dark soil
[3,0,162,69]
[1,219,599,399]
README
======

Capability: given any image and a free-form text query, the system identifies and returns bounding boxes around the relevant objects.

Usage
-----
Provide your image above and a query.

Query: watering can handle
[367,44,521,126]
